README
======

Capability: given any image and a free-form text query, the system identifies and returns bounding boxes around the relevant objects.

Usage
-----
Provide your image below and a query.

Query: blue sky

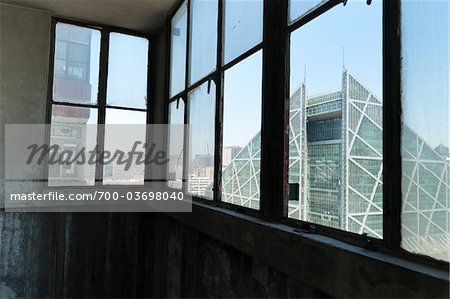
[82,0,448,152]
[290,0,382,99]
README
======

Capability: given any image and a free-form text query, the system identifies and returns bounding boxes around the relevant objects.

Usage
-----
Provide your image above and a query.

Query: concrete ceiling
[0,0,178,33]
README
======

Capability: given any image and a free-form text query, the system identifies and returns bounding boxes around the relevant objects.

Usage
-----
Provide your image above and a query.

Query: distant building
[193,154,214,168]
[188,166,214,197]
[49,24,93,185]
[222,146,242,169]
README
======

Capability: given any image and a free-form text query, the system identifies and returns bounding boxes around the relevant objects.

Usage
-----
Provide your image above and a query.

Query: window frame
[167,0,264,211]
[45,17,153,188]
[165,0,449,271]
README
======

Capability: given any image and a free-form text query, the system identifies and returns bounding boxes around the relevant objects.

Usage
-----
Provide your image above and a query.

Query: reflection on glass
[289,0,324,23]
[53,23,100,105]
[187,81,216,199]
[222,51,262,210]
[103,109,147,185]
[223,0,263,64]
[170,1,188,97]
[189,0,218,85]
[49,105,98,186]
[168,100,185,189]
[401,0,449,261]
[288,1,383,237]
[107,33,149,109]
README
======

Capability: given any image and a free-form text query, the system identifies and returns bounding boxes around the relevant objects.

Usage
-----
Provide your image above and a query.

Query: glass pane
[187,81,216,199]
[223,0,263,64]
[170,1,188,97]
[168,100,185,189]
[401,0,449,261]
[53,23,100,105]
[222,51,262,210]
[289,0,325,23]
[103,109,147,185]
[189,0,218,85]
[107,33,149,109]
[288,1,383,237]
[49,105,98,186]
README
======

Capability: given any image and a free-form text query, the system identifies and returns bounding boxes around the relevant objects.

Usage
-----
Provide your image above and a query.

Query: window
[168,0,264,206]
[167,0,449,266]
[53,23,100,104]
[103,109,147,185]
[222,51,263,209]
[49,105,98,186]
[107,33,149,109]
[49,21,150,186]
[223,0,263,64]
[401,0,449,262]
[167,100,185,189]
[170,1,188,97]
[187,81,216,199]
[188,0,218,85]
[288,1,383,238]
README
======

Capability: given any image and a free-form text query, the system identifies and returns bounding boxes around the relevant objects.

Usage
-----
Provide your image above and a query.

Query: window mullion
[145,36,153,185]
[182,94,189,194]
[382,0,401,248]
[260,0,289,220]
[214,0,224,202]
[95,29,110,186]
[182,0,191,194]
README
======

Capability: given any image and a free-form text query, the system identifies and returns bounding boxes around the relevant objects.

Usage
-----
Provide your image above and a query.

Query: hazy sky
[401,0,449,148]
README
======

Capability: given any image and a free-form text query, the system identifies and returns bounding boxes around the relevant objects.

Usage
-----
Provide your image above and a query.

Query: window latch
[362,233,374,250]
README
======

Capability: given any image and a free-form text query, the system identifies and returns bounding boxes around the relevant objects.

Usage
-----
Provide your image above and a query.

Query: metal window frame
[45,17,153,188]
[165,0,449,270]
[167,0,264,210]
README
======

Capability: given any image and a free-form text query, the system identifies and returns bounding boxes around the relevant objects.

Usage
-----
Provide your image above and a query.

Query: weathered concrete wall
[0,3,51,207]
[0,3,57,298]
[58,213,329,298]
[159,215,330,298]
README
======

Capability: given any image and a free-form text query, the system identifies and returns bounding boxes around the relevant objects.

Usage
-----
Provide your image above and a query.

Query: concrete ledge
[168,202,449,298]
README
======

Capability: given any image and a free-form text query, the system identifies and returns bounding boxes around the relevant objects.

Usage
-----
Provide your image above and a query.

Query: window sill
[167,200,449,298]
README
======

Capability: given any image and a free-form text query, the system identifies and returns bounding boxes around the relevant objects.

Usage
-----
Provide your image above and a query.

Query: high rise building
[222,70,450,258]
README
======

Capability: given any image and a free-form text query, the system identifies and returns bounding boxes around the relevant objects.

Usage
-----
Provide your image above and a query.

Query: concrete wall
[0,3,58,298]
[0,3,51,208]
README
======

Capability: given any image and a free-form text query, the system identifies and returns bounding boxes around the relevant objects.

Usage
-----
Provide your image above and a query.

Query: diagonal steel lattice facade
[221,70,450,259]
